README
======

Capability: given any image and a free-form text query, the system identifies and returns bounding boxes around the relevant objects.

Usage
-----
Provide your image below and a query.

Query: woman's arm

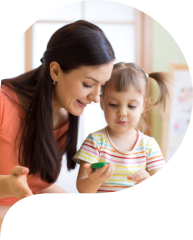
[40,184,68,193]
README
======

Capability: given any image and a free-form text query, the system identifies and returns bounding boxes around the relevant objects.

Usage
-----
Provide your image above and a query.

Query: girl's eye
[83,83,92,88]
[109,104,117,107]
[128,105,137,109]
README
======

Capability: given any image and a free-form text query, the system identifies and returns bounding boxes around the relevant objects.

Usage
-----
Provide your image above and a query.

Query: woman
[0,20,115,206]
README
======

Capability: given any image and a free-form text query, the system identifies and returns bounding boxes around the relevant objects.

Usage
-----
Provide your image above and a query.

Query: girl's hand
[127,170,150,185]
[84,162,114,186]
[7,166,33,199]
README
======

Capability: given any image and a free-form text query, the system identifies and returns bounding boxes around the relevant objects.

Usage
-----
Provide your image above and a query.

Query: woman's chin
[69,108,84,116]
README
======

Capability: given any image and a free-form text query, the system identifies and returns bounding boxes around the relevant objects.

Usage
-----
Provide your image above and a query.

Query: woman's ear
[49,61,61,82]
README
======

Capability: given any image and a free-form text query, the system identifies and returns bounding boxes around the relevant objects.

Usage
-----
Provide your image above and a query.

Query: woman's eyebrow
[85,77,99,82]
[85,77,111,83]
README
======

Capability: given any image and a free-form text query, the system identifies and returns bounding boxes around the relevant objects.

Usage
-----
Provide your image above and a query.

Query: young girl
[73,62,172,193]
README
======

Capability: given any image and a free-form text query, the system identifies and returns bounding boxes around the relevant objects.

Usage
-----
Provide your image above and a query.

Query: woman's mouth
[77,100,87,108]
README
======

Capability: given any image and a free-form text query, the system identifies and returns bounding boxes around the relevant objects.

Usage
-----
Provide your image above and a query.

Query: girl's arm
[148,168,162,177]
[127,167,162,184]
[40,184,68,193]
[76,161,102,193]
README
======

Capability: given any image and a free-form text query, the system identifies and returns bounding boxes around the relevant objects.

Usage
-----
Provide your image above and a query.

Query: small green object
[91,162,109,170]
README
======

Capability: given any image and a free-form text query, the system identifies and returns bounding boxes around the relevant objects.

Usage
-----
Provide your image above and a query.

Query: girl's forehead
[104,76,146,96]
[105,84,141,96]
[104,84,143,101]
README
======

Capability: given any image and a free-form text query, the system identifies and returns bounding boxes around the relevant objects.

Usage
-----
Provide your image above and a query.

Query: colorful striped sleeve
[146,137,166,171]
[73,133,100,164]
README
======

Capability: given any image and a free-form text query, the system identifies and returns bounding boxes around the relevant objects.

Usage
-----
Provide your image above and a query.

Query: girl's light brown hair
[101,62,172,135]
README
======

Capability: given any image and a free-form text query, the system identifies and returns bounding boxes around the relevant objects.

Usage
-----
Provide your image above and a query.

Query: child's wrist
[86,177,102,189]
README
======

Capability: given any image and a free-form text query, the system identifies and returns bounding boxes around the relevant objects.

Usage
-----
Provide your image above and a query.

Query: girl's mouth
[117,121,127,125]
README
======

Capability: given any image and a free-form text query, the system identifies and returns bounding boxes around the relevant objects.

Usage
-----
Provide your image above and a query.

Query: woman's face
[51,62,114,116]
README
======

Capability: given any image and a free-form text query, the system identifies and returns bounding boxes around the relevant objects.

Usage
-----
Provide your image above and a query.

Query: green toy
[91,162,109,170]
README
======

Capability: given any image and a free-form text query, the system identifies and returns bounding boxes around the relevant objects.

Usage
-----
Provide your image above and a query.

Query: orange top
[0,84,69,206]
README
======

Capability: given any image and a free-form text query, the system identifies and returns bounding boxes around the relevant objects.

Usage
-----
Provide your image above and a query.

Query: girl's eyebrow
[106,97,140,103]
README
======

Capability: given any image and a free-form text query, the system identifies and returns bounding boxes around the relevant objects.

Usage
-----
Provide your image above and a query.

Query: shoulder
[0,84,18,104]
[139,133,161,156]
[0,84,19,126]
[137,131,160,151]
[1,84,12,99]
[92,128,106,137]
[138,131,157,145]
[0,84,19,127]
[89,128,106,140]
[85,128,106,146]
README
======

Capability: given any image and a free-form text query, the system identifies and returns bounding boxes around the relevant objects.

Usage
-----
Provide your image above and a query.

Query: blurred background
[1,1,191,192]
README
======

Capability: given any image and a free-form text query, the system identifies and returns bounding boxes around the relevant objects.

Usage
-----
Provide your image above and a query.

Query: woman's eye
[109,104,117,107]
[83,83,92,88]
[128,105,137,109]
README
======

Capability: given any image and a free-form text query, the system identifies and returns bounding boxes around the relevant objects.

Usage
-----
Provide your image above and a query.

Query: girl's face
[101,84,144,134]
[51,62,114,116]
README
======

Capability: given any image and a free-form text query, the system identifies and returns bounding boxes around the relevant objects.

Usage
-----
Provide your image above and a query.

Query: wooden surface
[0,206,11,231]
[25,26,32,72]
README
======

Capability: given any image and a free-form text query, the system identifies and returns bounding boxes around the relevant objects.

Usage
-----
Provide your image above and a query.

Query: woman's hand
[7,166,33,199]
[84,162,114,186]
[127,170,150,185]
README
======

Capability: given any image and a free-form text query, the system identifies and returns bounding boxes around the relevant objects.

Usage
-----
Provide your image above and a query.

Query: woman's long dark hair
[2,20,115,183]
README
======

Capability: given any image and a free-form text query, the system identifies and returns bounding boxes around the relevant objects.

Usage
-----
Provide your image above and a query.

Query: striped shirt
[74,127,165,193]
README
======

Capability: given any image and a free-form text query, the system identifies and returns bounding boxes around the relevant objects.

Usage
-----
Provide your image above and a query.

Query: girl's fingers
[134,174,143,182]
[84,163,91,169]
[84,163,92,175]
[106,165,114,179]
[127,174,137,181]
[135,179,146,185]
[96,164,109,176]
[100,163,113,178]
[127,176,133,180]
[130,170,150,182]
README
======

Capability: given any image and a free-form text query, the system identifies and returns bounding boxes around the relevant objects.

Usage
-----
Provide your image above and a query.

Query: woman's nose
[89,94,100,103]
[88,88,101,103]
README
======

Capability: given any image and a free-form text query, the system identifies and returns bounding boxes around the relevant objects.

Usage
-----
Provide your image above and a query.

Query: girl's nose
[118,108,127,117]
